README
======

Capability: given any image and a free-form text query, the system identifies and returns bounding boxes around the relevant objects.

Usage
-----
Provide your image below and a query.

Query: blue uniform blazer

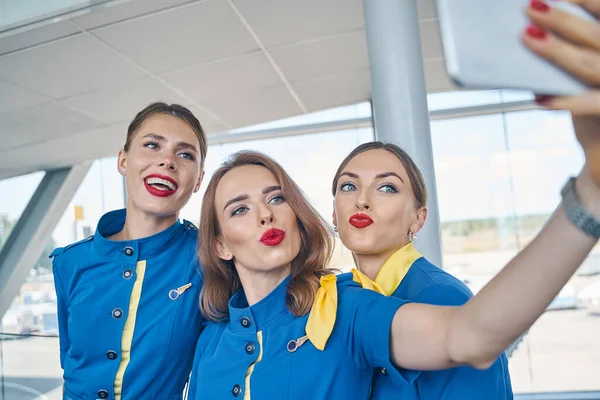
[370,243,513,400]
[187,273,410,399]
[51,209,204,400]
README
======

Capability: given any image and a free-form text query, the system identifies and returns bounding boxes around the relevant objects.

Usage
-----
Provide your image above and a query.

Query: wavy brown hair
[199,151,334,321]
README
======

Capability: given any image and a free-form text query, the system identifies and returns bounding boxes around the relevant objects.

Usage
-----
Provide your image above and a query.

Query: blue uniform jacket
[371,253,514,400]
[187,273,410,399]
[50,209,204,400]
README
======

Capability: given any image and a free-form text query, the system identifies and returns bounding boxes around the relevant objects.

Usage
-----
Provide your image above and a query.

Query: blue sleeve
[385,284,471,384]
[413,284,513,399]
[412,283,472,306]
[337,286,409,375]
[51,259,70,369]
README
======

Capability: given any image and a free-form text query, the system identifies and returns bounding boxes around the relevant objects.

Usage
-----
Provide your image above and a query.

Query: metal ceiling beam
[0,162,91,318]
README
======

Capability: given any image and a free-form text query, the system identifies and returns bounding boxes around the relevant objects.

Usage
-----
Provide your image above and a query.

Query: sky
[0,89,585,247]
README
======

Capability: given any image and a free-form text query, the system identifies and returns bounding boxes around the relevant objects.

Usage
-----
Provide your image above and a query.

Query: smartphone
[436,0,596,96]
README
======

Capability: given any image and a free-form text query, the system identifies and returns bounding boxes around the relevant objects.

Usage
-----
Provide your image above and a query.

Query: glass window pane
[52,158,125,247]
[1,159,125,398]
[431,108,600,394]
[430,114,519,293]
[504,110,600,393]
[0,171,45,253]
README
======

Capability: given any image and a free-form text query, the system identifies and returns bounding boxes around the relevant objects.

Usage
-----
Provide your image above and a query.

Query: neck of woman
[237,264,292,307]
[353,241,410,280]
[109,202,179,241]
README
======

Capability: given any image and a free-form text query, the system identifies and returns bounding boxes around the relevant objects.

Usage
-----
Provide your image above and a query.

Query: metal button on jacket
[240,316,252,328]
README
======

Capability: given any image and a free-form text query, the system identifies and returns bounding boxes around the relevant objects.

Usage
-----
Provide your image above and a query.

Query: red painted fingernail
[535,95,554,105]
[530,0,550,12]
[526,24,547,39]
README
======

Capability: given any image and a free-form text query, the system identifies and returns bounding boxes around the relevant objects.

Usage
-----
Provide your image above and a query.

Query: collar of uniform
[228,274,292,334]
[373,242,423,295]
[93,208,184,262]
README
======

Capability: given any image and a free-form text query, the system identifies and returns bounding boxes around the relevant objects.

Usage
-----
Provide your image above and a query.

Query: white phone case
[436,0,595,95]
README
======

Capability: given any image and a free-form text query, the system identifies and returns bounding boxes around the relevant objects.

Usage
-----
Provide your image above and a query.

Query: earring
[119,168,126,175]
[409,231,418,241]
[333,226,338,232]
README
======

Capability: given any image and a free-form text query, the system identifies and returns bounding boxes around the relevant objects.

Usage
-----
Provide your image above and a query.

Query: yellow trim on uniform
[373,242,423,296]
[244,330,263,400]
[114,260,147,400]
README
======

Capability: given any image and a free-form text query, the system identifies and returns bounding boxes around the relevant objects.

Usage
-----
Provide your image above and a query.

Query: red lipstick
[349,213,373,229]
[260,228,285,246]
[144,174,178,198]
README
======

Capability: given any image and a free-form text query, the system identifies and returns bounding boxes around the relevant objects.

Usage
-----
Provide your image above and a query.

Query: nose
[259,205,275,226]
[158,157,177,171]
[356,192,370,211]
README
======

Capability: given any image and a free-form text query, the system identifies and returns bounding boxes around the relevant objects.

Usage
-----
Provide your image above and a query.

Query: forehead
[215,164,279,204]
[133,114,200,148]
[343,149,408,179]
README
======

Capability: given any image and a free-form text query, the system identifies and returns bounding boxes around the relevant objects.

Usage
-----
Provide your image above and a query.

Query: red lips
[349,213,373,229]
[144,174,178,198]
[260,228,285,246]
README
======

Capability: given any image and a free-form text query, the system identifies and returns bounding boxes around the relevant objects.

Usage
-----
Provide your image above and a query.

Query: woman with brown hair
[187,110,599,399]
[51,102,208,400]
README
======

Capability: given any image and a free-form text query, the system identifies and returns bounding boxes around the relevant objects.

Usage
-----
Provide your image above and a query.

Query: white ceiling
[0,0,454,180]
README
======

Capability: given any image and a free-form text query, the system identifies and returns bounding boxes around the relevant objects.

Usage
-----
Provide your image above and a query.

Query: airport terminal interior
[0,0,599,399]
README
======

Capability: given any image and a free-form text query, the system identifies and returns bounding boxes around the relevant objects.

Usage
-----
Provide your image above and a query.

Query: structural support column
[0,163,91,318]
[364,0,443,267]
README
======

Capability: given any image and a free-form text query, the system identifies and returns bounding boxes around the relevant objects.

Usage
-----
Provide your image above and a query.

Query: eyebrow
[142,133,198,153]
[375,172,404,183]
[339,171,404,183]
[339,172,359,179]
[222,185,282,212]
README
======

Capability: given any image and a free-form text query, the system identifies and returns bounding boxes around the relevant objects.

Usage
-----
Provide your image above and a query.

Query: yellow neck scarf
[373,242,423,296]
[305,242,423,350]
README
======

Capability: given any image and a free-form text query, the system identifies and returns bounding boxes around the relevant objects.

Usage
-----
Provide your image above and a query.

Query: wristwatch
[561,177,600,239]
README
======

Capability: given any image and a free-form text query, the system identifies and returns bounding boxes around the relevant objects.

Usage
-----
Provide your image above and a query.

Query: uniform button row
[123,269,133,280]
[245,342,255,354]
[232,384,242,397]
[106,350,118,360]
[112,308,123,319]
[123,246,134,256]
[97,389,109,398]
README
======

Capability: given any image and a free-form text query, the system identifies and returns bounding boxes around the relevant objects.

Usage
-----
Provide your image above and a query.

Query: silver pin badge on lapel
[287,335,309,353]
[169,283,192,300]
